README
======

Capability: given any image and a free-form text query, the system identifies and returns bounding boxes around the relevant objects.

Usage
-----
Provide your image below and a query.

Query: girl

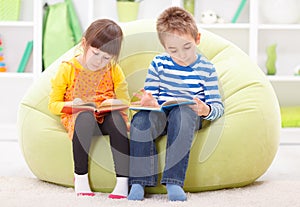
[48,19,130,199]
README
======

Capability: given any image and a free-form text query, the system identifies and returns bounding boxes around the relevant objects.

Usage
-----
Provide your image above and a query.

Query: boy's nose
[178,51,186,61]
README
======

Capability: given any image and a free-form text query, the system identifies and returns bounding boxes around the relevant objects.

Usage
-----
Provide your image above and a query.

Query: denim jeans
[129,105,201,187]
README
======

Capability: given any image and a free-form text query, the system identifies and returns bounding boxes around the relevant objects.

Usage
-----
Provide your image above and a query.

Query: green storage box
[0,0,20,21]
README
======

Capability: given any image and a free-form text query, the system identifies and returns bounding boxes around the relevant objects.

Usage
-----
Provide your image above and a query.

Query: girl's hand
[64,98,84,107]
[131,89,159,107]
[190,97,211,117]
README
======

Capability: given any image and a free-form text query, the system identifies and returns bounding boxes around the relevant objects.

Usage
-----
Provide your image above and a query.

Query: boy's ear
[196,33,201,45]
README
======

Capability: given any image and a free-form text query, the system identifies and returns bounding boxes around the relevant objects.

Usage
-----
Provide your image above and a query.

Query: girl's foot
[127,184,144,201]
[166,184,187,201]
[74,173,95,196]
[108,177,128,199]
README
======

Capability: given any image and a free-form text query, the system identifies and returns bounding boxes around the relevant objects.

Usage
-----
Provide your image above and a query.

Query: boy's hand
[190,97,210,117]
[131,89,159,107]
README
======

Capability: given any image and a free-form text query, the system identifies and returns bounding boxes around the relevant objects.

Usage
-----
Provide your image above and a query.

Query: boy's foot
[74,173,95,197]
[127,184,144,201]
[166,184,187,201]
[108,177,128,199]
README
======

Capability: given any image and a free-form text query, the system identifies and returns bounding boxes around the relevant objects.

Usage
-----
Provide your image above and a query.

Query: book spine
[0,35,7,72]
[231,0,247,23]
[17,40,33,73]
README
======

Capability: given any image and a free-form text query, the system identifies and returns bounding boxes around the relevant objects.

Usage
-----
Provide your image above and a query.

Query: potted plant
[116,0,143,22]
[183,0,195,15]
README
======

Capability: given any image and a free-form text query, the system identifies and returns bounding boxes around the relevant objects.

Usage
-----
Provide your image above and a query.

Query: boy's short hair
[156,6,199,46]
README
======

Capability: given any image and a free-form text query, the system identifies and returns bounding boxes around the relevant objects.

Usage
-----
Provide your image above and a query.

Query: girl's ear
[81,37,87,48]
[196,33,201,45]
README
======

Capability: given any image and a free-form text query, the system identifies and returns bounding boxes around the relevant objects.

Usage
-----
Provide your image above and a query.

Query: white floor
[0,138,300,181]
[0,140,34,178]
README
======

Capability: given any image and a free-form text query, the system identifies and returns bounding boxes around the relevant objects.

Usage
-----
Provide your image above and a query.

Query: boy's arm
[202,68,224,121]
[144,60,160,99]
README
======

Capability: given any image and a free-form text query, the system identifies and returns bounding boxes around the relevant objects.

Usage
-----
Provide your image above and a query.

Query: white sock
[74,173,94,196]
[109,177,128,198]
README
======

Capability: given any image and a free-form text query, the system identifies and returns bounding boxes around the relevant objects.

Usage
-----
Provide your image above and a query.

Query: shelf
[268,76,300,82]
[0,124,17,141]
[0,0,299,136]
[280,127,300,144]
[0,21,34,27]
[199,23,250,29]
[0,72,34,79]
[258,24,300,30]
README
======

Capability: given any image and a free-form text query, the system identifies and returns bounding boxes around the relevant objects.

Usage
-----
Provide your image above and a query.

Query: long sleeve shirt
[144,53,224,121]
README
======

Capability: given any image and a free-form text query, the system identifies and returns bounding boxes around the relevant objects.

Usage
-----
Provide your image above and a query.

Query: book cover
[129,98,196,112]
[61,99,129,114]
[17,40,33,73]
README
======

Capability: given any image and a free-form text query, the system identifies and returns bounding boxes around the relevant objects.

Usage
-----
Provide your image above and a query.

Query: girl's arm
[48,62,73,115]
[111,63,130,105]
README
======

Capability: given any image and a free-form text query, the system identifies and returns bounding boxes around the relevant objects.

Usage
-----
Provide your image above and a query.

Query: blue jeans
[129,105,201,187]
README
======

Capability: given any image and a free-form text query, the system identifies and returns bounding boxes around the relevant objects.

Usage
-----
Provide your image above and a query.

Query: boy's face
[163,32,200,66]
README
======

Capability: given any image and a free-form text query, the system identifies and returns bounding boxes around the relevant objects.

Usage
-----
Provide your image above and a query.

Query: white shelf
[0,21,34,27]
[0,73,34,79]
[0,0,299,141]
[0,0,36,136]
[280,128,300,144]
[0,124,18,141]
[268,76,300,82]
[199,23,250,29]
[258,24,300,30]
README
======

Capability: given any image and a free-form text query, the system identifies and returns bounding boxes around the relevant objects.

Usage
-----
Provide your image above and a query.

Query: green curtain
[42,0,82,69]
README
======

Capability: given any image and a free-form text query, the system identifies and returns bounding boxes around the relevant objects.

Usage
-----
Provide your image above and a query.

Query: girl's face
[84,46,113,71]
[163,32,200,66]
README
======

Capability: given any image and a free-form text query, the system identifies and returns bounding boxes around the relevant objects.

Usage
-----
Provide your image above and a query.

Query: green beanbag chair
[17,19,281,193]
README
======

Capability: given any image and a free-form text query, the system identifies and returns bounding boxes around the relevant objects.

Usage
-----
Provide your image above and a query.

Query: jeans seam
[162,106,198,185]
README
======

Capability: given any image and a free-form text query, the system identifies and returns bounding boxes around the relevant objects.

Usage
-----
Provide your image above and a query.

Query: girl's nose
[95,55,104,63]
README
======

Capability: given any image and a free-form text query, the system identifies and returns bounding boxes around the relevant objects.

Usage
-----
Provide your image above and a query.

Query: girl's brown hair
[156,7,198,46]
[83,19,123,60]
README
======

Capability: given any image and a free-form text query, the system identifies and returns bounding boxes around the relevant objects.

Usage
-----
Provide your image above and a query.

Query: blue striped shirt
[144,53,224,121]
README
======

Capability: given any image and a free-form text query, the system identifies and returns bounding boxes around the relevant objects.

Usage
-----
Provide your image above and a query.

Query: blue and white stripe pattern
[144,53,224,121]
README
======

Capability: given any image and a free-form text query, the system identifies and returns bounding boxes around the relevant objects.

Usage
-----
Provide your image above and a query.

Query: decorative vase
[116,2,140,22]
[266,44,277,75]
[183,0,195,15]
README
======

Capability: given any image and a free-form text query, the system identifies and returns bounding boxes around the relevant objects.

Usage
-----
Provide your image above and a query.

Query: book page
[129,98,195,112]
[129,105,163,112]
[162,98,195,106]
[74,102,96,108]
[100,99,125,107]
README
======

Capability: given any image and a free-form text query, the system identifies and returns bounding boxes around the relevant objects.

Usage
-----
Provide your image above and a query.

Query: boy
[128,7,224,201]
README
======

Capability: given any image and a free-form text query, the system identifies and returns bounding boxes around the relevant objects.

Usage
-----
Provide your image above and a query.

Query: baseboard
[0,124,18,141]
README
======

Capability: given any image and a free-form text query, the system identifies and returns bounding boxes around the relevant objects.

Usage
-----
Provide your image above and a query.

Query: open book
[129,98,196,112]
[62,99,129,114]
